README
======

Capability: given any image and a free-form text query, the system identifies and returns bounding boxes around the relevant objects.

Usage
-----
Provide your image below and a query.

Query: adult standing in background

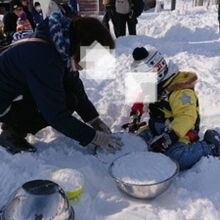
[102,0,119,38]
[32,1,43,26]
[102,0,114,30]
[108,0,144,38]
[115,0,137,37]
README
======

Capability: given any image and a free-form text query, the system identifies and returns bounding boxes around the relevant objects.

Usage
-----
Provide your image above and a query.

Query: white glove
[89,117,111,134]
[91,131,123,153]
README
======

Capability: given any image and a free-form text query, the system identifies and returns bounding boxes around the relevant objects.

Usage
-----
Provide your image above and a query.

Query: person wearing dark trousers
[107,0,142,38]
[0,14,122,154]
[102,4,111,30]
[102,0,118,37]
[115,12,137,37]
[102,0,113,30]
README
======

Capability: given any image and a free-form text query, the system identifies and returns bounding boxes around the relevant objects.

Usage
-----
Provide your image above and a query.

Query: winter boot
[204,129,220,156]
[0,124,36,154]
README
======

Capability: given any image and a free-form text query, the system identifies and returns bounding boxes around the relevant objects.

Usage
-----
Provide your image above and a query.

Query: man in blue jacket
[0,13,121,154]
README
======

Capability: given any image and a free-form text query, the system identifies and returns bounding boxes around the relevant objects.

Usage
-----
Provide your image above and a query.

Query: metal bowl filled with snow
[109,152,179,199]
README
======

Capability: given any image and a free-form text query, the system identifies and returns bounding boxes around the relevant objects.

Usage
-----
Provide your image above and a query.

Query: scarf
[48,12,74,74]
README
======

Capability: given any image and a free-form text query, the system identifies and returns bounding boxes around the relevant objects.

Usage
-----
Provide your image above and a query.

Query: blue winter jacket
[0,20,98,146]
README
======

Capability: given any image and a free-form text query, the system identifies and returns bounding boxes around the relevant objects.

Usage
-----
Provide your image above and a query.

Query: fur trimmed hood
[163,71,198,93]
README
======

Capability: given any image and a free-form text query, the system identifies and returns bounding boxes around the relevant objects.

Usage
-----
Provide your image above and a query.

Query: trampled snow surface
[0,4,220,220]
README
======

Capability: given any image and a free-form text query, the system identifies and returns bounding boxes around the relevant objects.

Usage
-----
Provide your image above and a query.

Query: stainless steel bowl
[0,180,74,220]
[109,154,179,200]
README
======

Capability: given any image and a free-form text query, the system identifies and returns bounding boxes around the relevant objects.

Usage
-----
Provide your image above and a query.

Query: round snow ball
[111,152,177,185]
[49,168,84,192]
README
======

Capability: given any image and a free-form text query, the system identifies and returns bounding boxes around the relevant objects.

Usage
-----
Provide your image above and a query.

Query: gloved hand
[149,130,178,153]
[91,131,123,153]
[89,117,111,134]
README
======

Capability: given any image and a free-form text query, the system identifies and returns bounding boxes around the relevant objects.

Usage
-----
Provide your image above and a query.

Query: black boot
[204,129,220,156]
[0,124,36,154]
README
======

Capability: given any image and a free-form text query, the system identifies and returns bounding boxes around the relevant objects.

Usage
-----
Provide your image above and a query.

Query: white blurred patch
[124,72,157,104]
[79,41,116,80]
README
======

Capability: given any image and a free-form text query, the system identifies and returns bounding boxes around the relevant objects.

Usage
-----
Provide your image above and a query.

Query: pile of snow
[0,5,220,220]
[111,152,177,184]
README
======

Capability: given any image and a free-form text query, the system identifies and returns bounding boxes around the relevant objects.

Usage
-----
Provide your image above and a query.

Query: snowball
[49,168,84,192]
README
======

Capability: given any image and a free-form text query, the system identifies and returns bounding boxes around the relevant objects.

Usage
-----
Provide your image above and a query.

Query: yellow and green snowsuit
[148,71,199,144]
[138,71,214,170]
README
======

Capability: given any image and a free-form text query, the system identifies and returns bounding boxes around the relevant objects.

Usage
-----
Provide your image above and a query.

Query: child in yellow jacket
[125,47,220,170]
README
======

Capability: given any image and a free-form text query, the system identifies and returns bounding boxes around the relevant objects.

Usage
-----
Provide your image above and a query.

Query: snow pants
[138,123,213,171]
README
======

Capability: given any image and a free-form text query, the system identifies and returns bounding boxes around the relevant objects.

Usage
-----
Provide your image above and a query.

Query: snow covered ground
[0,4,220,220]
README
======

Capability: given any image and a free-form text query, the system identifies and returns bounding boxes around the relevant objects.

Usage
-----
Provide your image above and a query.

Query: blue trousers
[138,125,213,171]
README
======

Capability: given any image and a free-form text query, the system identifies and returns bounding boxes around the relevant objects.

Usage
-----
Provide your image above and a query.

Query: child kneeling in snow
[125,47,220,170]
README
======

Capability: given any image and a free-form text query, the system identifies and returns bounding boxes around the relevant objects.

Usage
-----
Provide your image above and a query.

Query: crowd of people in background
[0,0,144,39]
[1,0,219,44]
[1,0,79,45]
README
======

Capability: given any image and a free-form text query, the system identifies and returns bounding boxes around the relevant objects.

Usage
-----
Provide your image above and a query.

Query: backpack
[132,0,145,17]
